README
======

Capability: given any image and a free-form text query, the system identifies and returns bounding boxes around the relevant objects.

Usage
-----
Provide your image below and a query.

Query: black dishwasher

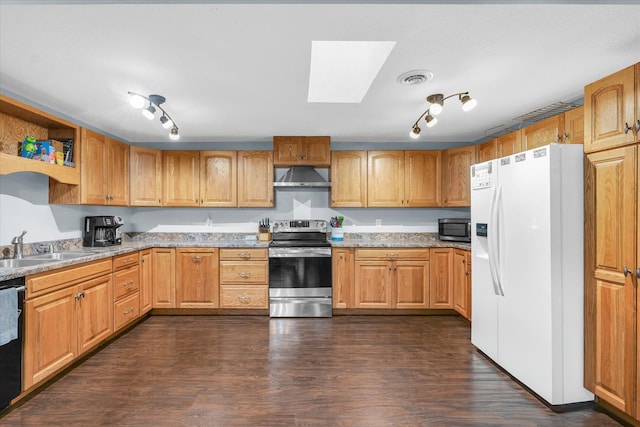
[0,276,25,410]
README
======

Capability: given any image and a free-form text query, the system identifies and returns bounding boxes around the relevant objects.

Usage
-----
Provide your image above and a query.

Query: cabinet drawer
[113,252,139,271]
[28,259,113,297]
[114,292,140,331]
[219,248,268,261]
[355,248,429,260]
[220,261,268,284]
[220,285,268,308]
[113,266,139,300]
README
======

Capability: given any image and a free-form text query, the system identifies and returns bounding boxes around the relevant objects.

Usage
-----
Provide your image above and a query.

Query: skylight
[307,40,396,103]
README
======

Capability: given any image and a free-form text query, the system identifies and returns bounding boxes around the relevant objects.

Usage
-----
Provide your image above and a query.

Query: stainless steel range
[268,219,332,317]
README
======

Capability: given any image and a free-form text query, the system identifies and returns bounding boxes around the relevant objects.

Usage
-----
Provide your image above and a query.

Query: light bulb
[429,102,443,115]
[169,126,180,141]
[425,114,438,128]
[461,95,477,112]
[410,126,421,139]
[142,105,156,120]
[129,93,146,109]
[160,115,173,129]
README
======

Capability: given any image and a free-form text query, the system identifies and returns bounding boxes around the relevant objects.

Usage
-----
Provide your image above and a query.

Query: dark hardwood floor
[1,315,622,426]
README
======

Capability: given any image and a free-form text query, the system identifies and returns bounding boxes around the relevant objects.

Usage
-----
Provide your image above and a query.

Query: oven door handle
[269,248,332,258]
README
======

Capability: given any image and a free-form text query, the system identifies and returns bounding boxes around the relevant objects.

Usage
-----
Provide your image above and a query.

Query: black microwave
[438,218,471,243]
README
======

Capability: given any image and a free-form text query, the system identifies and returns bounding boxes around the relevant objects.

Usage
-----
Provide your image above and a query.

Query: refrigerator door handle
[488,184,504,296]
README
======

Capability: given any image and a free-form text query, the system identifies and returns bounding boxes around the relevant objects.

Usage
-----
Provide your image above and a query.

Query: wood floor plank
[1,315,621,426]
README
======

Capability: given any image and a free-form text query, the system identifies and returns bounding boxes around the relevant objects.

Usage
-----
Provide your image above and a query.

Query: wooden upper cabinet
[367,150,405,207]
[524,114,564,150]
[106,137,129,206]
[584,63,637,153]
[130,146,162,206]
[477,139,497,163]
[78,129,128,205]
[330,150,367,207]
[163,150,199,207]
[200,150,237,207]
[563,106,584,145]
[238,150,273,207]
[273,136,330,167]
[442,145,476,207]
[496,129,523,158]
[405,150,441,207]
[80,129,108,204]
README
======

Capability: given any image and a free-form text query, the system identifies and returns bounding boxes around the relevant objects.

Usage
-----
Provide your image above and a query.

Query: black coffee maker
[83,216,124,247]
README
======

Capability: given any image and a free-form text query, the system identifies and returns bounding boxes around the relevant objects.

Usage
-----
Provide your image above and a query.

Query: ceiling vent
[397,70,434,86]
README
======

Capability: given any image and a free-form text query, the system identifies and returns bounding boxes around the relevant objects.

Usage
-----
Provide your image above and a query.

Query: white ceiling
[1,1,639,147]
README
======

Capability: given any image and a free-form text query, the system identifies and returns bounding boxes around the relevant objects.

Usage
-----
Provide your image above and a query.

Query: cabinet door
[80,128,108,204]
[584,146,636,414]
[106,138,129,206]
[238,151,273,207]
[163,150,199,206]
[24,287,77,389]
[200,150,237,207]
[405,150,441,207]
[524,114,563,150]
[77,275,113,355]
[394,260,429,309]
[496,129,523,158]
[584,64,636,153]
[301,136,331,167]
[330,150,367,207]
[453,249,471,319]
[130,146,162,206]
[139,249,153,314]
[152,248,176,308]
[332,248,353,309]
[563,106,584,145]
[367,150,405,207]
[176,248,219,308]
[477,139,497,163]
[442,146,476,207]
[273,136,301,166]
[429,248,453,308]
[354,261,393,308]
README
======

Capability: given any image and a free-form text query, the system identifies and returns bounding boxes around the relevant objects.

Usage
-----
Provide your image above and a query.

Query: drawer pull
[238,252,251,259]
[237,295,251,304]
[122,258,135,264]
[122,280,134,287]
[123,307,135,315]
[387,253,398,257]
[238,272,252,279]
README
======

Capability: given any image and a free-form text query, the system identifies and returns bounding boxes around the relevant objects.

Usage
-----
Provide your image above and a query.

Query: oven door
[268,247,332,317]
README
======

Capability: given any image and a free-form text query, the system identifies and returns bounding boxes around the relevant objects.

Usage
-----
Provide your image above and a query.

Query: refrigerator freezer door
[471,159,499,362]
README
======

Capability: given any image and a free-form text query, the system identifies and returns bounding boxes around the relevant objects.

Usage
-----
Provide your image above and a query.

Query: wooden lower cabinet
[176,248,219,308]
[152,248,176,308]
[584,145,637,416]
[354,248,429,309]
[139,249,153,314]
[219,248,268,309]
[453,249,471,320]
[113,252,140,331]
[332,248,354,308]
[24,261,113,390]
[430,248,453,308]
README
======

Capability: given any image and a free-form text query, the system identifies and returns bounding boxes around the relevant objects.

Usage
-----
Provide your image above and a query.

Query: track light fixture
[410,91,476,139]
[128,92,180,140]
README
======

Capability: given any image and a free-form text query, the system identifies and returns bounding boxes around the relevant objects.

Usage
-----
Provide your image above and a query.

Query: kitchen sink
[0,258,53,268]
[30,251,94,261]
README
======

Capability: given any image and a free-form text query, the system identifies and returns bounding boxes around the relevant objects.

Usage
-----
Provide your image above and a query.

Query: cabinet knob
[238,272,252,279]
[623,265,634,277]
[624,122,634,134]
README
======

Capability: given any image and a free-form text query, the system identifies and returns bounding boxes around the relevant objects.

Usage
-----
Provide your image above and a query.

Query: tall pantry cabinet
[583,61,640,421]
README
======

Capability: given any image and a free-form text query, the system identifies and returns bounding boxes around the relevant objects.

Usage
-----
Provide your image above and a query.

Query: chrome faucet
[11,230,27,259]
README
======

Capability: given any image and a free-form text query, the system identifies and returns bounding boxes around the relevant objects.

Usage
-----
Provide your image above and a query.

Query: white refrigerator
[470,143,593,406]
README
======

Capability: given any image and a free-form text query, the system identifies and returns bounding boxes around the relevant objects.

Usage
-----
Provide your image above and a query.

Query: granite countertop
[0,233,470,281]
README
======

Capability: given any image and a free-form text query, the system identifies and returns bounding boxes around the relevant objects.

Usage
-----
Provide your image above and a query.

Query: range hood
[273,166,332,188]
